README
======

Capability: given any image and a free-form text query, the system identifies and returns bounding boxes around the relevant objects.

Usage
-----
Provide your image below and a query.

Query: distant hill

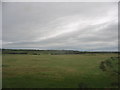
[2,49,118,55]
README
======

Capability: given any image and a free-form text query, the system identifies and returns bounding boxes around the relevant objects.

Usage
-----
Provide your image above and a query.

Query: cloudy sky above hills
[2,2,118,51]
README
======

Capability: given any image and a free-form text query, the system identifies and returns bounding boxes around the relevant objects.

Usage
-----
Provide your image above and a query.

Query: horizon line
[1,48,119,52]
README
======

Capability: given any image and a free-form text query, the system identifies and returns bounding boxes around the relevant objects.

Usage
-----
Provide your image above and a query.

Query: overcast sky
[2,2,118,51]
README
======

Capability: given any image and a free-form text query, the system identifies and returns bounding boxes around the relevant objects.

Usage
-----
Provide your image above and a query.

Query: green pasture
[2,53,118,88]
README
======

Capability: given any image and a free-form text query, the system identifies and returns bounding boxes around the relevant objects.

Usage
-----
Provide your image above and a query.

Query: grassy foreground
[2,53,118,88]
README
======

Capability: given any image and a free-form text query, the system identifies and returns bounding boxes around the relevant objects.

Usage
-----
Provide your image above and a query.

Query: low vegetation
[2,49,119,88]
[99,56,119,87]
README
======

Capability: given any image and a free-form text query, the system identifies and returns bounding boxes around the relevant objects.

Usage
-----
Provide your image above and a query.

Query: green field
[2,53,119,88]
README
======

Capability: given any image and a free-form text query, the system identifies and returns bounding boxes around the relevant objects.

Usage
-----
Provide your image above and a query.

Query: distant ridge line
[1,48,119,54]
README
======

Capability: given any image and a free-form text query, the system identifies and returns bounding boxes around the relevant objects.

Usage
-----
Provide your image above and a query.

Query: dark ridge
[1,48,119,55]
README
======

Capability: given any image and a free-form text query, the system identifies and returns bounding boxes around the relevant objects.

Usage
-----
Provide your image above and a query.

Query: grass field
[2,53,119,88]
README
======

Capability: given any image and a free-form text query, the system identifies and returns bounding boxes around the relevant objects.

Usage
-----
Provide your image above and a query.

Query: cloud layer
[2,2,118,51]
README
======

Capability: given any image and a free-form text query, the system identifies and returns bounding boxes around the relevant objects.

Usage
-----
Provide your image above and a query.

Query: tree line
[1,49,118,55]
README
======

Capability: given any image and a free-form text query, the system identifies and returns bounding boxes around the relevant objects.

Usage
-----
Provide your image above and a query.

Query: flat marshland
[2,53,119,88]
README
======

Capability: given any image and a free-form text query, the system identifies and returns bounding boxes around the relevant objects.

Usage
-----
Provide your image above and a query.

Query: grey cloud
[2,2,118,51]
